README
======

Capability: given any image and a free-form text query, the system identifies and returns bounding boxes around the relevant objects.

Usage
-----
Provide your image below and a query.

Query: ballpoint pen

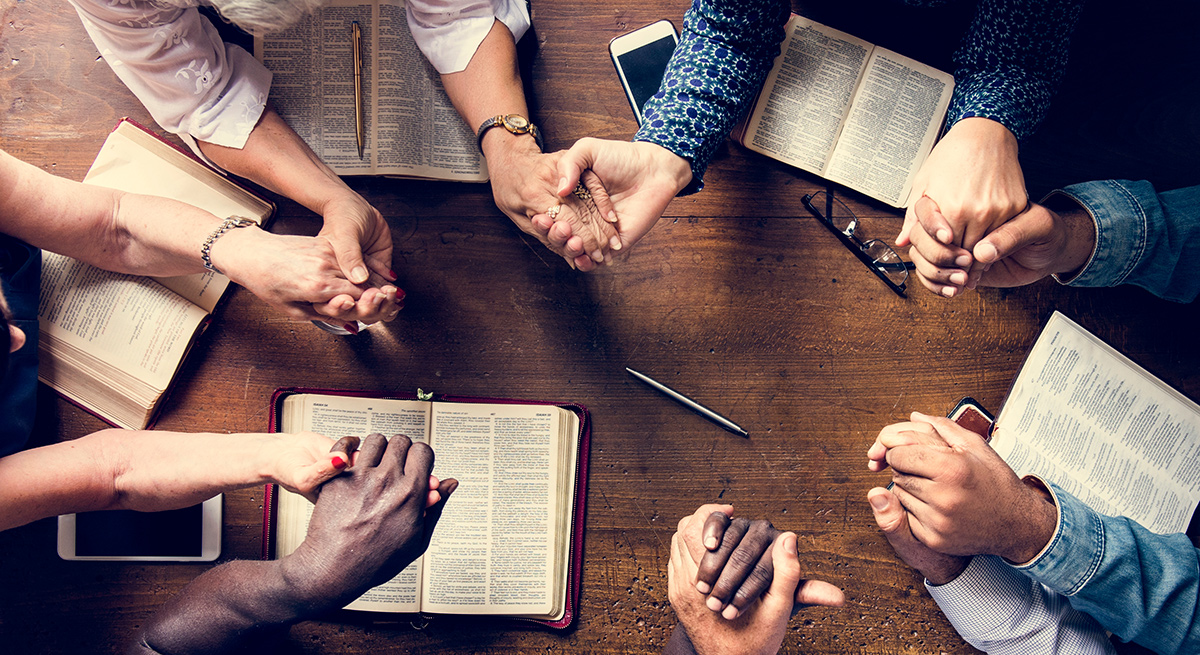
[625,367,749,437]
[352,21,364,160]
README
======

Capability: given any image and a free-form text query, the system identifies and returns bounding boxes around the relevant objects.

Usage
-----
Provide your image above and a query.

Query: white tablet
[57,495,222,562]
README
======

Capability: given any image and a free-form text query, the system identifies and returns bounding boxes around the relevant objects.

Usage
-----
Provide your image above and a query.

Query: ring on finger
[546,203,562,220]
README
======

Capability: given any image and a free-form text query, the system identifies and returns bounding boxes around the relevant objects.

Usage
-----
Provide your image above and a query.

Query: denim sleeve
[1015,483,1200,653]
[946,0,1085,140]
[633,0,789,194]
[1047,180,1200,303]
[928,555,1115,654]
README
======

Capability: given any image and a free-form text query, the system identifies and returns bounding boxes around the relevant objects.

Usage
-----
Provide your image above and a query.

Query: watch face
[503,114,530,132]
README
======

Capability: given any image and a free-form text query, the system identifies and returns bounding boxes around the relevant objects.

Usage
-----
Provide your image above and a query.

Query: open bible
[253,0,487,181]
[37,120,273,430]
[733,15,954,207]
[265,389,590,627]
[993,312,1200,534]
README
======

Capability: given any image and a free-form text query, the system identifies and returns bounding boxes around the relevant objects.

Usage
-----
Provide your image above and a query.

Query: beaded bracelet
[201,216,256,275]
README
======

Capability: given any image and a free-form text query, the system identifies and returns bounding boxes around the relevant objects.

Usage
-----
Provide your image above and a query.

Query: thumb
[557,138,601,197]
[914,195,954,245]
[324,229,370,284]
[973,204,1055,266]
[869,487,908,535]
[761,532,802,616]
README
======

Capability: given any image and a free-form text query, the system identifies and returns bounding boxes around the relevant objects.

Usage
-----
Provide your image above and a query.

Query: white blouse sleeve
[405,0,531,74]
[68,0,270,150]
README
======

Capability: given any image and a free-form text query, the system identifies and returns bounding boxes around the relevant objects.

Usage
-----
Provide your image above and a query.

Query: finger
[573,253,596,271]
[313,294,361,321]
[909,247,963,299]
[794,579,846,608]
[914,196,956,246]
[896,203,917,247]
[329,436,361,469]
[703,511,732,551]
[363,253,395,283]
[421,477,458,551]
[697,516,750,611]
[724,536,776,619]
[758,532,800,617]
[887,483,943,549]
[709,521,777,615]
[907,220,973,272]
[547,220,572,249]
[582,170,618,226]
[911,412,984,449]
[326,233,371,285]
[885,443,952,481]
[529,213,554,236]
[973,204,1055,267]
[356,433,388,468]
[556,139,599,197]
[868,487,909,535]
[385,434,415,476]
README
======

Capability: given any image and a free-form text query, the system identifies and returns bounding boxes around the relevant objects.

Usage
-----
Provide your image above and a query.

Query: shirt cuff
[631,135,704,196]
[1011,481,1105,597]
[407,0,530,74]
[927,555,1036,638]
[1042,180,1151,290]
[185,44,270,150]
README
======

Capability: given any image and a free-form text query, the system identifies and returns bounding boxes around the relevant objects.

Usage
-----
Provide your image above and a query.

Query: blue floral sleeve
[633,0,789,194]
[946,0,1086,140]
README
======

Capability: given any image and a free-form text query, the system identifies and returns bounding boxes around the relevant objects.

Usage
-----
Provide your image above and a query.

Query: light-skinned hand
[867,412,1057,563]
[553,138,693,256]
[867,486,969,585]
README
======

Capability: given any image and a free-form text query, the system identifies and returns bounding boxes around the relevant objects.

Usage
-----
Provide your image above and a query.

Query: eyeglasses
[802,190,915,297]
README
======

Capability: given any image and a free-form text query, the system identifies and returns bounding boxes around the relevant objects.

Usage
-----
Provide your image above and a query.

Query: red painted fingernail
[344,322,359,334]
[331,455,347,469]
[394,288,405,302]
[388,269,397,280]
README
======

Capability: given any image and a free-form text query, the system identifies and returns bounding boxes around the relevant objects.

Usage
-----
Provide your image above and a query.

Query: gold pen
[352,21,364,160]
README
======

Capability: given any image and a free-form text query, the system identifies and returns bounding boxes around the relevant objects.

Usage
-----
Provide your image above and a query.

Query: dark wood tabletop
[1,0,1198,653]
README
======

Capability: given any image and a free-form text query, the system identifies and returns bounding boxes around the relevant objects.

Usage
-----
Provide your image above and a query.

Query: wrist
[204,219,266,281]
[641,142,693,194]
[1001,478,1058,564]
[1045,195,1097,279]
[481,127,542,160]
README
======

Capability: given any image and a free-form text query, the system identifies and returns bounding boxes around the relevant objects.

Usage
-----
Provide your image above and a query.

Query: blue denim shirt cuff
[1013,482,1105,597]
[1044,180,1148,289]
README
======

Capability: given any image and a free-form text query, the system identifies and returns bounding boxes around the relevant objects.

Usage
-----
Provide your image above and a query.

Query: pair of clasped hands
[515,118,1087,296]
[669,410,1056,655]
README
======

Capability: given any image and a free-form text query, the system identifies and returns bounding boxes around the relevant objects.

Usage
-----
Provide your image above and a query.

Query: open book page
[82,121,272,312]
[420,403,573,618]
[37,253,209,394]
[275,393,433,613]
[742,16,872,175]
[823,48,953,207]
[993,313,1200,534]
[255,0,487,181]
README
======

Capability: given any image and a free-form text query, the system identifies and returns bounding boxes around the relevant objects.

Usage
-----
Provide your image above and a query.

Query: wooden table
[2,1,1198,653]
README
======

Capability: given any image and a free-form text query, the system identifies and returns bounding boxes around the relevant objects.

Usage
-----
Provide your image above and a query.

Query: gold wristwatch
[476,114,543,153]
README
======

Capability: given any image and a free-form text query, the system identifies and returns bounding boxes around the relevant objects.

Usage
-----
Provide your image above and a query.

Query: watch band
[201,216,256,275]
[476,114,543,153]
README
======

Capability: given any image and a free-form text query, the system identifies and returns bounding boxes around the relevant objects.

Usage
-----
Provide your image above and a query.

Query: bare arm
[0,430,355,532]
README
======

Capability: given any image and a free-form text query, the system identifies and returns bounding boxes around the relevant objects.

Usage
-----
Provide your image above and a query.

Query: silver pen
[625,367,749,438]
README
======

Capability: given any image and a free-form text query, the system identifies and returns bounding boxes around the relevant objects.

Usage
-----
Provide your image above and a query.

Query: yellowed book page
[823,48,953,207]
[82,122,271,312]
[742,16,872,175]
[254,0,486,181]
[420,403,560,616]
[994,312,1200,534]
[37,252,209,394]
[275,393,432,613]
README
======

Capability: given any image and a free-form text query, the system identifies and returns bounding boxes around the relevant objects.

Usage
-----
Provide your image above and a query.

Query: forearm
[440,19,533,155]
[948,0,1085,139]
[134,558,321,655]
[1016,485,1200,653]
[0,430,300,531]
[633,0,789,191]
[198,108,359,216]
[929,555,1115,655]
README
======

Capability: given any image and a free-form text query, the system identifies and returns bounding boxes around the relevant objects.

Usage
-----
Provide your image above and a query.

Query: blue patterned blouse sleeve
[946,0,1086,140]
[633,0,789,194]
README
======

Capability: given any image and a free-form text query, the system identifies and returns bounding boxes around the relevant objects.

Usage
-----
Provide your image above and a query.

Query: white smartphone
[57,495,222,562]
[609,19,679,125]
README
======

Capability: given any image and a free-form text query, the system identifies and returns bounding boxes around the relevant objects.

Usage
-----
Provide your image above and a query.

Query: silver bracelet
[201,216,256,275]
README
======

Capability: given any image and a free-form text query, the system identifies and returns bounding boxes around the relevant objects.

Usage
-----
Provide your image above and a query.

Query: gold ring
[546,204,561,220]
[572,183,592,202]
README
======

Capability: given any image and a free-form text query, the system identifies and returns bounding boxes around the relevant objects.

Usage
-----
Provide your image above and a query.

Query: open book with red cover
[262,387,590,629]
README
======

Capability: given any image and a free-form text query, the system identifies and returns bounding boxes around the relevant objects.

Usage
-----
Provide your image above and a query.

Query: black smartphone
[57,496,222,561]
[609,20,679,125]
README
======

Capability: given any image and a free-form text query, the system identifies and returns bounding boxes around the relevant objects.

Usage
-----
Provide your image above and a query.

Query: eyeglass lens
[809,190,908,286]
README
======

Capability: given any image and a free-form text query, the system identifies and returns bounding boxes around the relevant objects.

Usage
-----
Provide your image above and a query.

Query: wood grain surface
[0,0,1197,653]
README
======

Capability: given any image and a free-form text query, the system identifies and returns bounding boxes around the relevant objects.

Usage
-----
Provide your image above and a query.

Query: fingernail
[977,242,998,263]
[869,494,888,510]
[695,581,711,594]
[704,536,718,550]
[941,286,956,298]
[331,454,348,469]
[937,229,952,244]
[722,605,739,620]
[950,271,967,285]
[352,266,368,283]
[954,254,971,268]
[590,250,603,262]
[706,597,723,612]
[341,299,354,310]
[610,236,622,251]
[388,269,398,280]
[607,211,618,223]
[344,322,359,335]
[558,176,568,193]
